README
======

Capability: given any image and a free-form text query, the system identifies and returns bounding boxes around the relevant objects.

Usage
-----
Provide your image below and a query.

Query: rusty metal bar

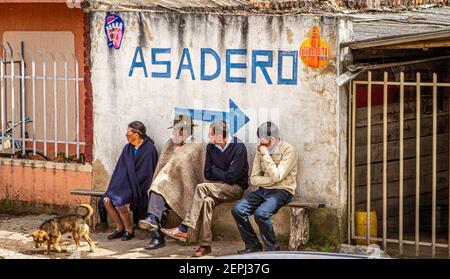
[354,81,450,87]
[383,71,388,251]
[366,71,372,246]
[352,81,356,242]
[350,72,450,257]
[415,72,421,257]
[399,72,405,255]
[352,235,449,248]
[348,85,352,245]
[432,73,437,258]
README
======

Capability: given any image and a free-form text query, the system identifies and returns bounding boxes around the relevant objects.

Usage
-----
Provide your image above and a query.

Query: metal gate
[0,41,84,161]
[348,69,450,258]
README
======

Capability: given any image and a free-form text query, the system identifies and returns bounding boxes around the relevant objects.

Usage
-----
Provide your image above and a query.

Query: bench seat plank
[70,189,105,197]
[70,188,325,249]
[286,201,325,208]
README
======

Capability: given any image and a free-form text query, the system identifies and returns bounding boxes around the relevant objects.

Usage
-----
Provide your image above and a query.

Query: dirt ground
[0,213,284,259]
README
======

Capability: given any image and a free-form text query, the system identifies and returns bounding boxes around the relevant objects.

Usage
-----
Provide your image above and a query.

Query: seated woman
[103,121,158,241]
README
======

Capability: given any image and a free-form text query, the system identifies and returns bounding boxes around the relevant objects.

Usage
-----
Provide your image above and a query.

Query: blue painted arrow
[174,99,250,135]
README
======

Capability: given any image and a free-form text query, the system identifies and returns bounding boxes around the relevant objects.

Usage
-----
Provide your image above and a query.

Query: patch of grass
[301,242,338,253]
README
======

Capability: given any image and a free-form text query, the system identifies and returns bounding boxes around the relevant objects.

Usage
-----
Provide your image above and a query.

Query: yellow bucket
[355,210,377,245]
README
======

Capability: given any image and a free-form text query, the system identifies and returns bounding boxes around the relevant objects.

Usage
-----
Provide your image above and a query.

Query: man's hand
[258,145,269,155]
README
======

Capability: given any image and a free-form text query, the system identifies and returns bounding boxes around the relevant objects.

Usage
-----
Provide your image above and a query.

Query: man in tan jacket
[232,121,298,253]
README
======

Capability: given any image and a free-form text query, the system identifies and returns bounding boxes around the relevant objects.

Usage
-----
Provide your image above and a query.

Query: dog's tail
[77,204,94,222]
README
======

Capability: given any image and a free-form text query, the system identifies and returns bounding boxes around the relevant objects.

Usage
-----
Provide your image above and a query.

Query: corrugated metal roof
[87,0,345,14]
[350,7,450,42]
[342,28,450,49]
[86,0,450,18]
[87,1,450,45]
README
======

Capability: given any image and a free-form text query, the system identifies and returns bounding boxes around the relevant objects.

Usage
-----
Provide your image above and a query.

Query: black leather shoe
[138,216,159,231]
[237,244,263,254]
[144,238,165,250]
[107,230,125,240]
[121,231,135,241]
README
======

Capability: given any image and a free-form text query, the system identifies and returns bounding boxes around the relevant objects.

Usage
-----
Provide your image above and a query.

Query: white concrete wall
[90,12,351,213]
[336,18,354,240]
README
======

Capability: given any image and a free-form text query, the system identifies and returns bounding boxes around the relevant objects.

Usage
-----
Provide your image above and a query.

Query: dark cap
[168,114,197,130]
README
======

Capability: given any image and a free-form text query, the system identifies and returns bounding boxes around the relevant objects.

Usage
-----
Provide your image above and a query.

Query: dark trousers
[98,198,108,224]
[147,191,170,240]
[231,187,292,251]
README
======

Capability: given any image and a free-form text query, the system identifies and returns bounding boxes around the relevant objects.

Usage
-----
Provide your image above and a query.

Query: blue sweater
[204,137,249,190]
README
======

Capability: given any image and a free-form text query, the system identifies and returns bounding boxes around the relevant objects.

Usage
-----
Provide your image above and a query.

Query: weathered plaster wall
[0,4,94,215]
[0,159,91,214]
[90,12,351,244]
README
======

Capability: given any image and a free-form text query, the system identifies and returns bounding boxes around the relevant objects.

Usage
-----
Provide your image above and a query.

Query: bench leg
[288,207,310,251]
[90,196,99,231]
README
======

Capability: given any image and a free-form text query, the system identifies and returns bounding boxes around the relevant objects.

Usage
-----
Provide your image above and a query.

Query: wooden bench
[69,189,325,250]
[70,189,105,230]
[285,201,325,251]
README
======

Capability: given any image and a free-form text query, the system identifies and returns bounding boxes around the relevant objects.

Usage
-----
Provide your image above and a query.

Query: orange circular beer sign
[300,17,330,68]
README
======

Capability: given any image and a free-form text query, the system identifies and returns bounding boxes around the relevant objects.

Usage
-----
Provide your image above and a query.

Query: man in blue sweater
[161,120,249,257]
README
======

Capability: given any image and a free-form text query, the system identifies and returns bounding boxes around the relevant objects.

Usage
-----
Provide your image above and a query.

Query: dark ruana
[103,136,158,224]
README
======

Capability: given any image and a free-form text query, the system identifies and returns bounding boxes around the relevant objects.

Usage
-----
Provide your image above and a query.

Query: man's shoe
[144,238,165,250]
[107,230,125,240]
[138,216,159,231]
[237,244,263,254]
[193,246,211,257]
[121,231,135,241]
[160,227,188,242]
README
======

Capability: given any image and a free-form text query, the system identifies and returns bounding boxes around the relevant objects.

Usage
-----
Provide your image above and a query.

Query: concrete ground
[0,213,293,259]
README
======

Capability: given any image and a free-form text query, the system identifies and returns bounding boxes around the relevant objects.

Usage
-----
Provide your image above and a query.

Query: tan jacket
[250,140,298,195]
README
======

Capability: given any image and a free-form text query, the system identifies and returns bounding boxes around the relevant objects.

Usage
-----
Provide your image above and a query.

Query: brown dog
[30,204,95,253]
